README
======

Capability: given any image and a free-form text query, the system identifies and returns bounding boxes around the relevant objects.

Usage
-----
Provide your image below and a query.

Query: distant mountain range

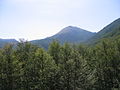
[0,39,18,48]
[0,18,120,48]
[31,26,96,48]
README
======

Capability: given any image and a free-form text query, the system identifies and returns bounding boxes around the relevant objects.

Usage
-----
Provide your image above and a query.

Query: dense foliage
[0,38,120,90]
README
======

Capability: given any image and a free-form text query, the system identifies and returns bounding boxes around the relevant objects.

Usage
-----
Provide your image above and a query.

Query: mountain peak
[31,26,96,48]
[57,26,86,35]
[63,26,82,30]
[65,26,73,28]
[64,26,77,29]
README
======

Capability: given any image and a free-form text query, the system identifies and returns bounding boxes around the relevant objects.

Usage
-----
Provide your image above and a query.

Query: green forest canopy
[0,38,120,90]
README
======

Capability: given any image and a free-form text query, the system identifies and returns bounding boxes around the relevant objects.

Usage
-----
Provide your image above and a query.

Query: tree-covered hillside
[0,38,120,90]
[87,18,120,44]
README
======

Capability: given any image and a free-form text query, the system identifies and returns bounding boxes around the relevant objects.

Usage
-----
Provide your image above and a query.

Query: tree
[93,39,120,90]
[34,48,57,90]
[0,44,14,90]
[48,40,61,65]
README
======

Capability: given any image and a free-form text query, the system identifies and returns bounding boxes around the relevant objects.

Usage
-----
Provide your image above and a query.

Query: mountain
[1,18,119,48]
[0,39,18,48]
[87,18,120,44]
[31,26,96,48]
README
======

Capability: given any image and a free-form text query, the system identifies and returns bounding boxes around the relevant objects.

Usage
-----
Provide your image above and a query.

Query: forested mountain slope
[87,18,120,44]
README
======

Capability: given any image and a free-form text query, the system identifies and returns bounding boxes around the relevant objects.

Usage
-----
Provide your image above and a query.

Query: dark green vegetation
[31,26,96,48]
[0,39,120,90]
[0,18,120,90]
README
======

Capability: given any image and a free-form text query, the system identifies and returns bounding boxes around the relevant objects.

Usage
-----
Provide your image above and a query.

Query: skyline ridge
[0,18,120,41]
[0,0,119,40]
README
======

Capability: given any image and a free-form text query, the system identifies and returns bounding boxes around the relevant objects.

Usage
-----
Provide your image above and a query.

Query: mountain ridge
[0,18,120,48]
[31,26,96,48]
[0,39,18,48]
[87,18,120,44]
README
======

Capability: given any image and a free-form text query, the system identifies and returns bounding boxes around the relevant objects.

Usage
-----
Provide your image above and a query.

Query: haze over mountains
[0,18,120,48]
[31,26,96,48]
[31,18,120,48]
[0,39,18,48]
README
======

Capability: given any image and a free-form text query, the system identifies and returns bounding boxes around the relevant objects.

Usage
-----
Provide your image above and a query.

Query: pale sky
[0,0,120,40]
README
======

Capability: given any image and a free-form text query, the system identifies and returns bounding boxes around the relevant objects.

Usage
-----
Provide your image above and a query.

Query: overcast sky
[0,0,120,40]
